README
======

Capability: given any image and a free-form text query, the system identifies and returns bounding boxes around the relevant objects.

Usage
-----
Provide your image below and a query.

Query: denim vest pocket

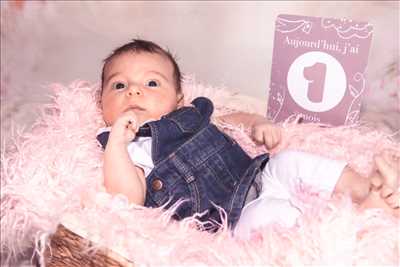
[145,157,200,217]
[170,156,201,215]
[202,153,237,195]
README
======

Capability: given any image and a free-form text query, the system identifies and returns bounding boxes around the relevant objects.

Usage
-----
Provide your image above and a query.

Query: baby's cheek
[102,113,114,126]
[102,110,120,126]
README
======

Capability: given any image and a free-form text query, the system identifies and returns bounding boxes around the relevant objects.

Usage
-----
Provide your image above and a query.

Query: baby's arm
[217,112,267,129]
[217,112,282,150]
[103,111,146,205]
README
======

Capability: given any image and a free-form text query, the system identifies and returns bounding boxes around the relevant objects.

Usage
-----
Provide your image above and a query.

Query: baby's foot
[359,150,399,216]
[374,150,400,209]
[359,185,399,217]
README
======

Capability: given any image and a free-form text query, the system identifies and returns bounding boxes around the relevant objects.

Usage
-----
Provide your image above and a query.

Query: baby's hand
[251,121,282,150]
[108,111,138,146]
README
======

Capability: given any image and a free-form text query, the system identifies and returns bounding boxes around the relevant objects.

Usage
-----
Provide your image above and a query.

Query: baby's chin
[104,113,161,128]
[135,115,159,126]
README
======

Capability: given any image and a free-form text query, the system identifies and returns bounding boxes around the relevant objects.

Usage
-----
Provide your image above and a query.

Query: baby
[97,39,399,238]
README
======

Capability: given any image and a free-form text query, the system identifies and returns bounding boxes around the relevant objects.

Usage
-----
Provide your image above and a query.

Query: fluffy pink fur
[1,78,399,266]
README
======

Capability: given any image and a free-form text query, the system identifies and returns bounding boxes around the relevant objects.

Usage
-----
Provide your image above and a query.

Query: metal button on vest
[151,179,163,191]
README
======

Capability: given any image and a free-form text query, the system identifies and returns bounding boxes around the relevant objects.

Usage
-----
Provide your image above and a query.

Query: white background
[1,1,399,143]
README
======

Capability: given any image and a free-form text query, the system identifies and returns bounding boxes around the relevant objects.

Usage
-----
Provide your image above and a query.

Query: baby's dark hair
[101,39,182,95]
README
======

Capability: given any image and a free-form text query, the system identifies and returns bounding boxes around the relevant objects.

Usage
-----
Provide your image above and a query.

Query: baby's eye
[112,82,127,90]
[146,80,159,87]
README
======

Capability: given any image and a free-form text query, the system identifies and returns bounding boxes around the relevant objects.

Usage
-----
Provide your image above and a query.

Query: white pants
[234,150,347,239]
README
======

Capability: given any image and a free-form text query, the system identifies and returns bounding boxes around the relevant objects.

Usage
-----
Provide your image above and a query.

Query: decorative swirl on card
[322,18,373,40]
[267,83,286,122]
[345,72,365,124]
[276,17,312,34]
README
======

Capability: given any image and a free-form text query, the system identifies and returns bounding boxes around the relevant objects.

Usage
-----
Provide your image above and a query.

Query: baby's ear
[177,93,185,108]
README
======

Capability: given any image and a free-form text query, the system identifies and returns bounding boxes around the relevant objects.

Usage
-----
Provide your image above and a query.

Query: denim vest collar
[146,97,214,164]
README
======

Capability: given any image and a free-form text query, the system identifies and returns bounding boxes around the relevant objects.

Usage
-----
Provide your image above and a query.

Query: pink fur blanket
[1,78,399,266]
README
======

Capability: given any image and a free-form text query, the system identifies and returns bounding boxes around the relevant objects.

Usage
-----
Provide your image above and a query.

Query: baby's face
[101,52,183,126]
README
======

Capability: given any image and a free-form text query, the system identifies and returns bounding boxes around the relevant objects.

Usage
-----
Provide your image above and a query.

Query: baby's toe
[370,175,383,190]
[385,192,400,209]
[380,185,394,199]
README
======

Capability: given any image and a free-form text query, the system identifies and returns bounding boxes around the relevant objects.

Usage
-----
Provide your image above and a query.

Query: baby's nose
[127,84,142,96]
[128,90,141,96]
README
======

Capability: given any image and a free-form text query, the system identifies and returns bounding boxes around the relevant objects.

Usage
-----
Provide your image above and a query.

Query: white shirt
[97,127,154,177]
[127,136,154,177]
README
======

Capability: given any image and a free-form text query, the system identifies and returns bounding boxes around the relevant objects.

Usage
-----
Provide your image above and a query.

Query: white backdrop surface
[1,1,399,144]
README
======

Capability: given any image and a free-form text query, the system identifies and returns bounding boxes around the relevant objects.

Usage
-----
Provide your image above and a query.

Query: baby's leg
[260,150,350,198]
[234,195,302,239]
[235,150,397,239]
[235,150,348,239]
[269,150,371,204]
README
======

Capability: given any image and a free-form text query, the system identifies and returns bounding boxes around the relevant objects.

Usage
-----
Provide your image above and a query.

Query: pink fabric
[1,78,399,266]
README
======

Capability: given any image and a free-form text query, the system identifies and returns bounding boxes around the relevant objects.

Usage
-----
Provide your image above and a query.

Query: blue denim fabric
[97,97,269,229]
[143,97,269,228]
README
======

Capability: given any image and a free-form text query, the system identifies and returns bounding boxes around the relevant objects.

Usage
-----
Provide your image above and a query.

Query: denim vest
[98,97,269,229]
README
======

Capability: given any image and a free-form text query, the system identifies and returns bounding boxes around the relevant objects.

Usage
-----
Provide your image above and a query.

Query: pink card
[267,14,373,125]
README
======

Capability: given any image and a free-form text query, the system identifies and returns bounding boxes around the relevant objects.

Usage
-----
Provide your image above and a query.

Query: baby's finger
[262,133,271,149]
[272,129,281,145]
[252,128,264,144]
[263,132,276,150]
[127,119,138,132]
[116,112,136,126]
[123,112,138,128]
[268,130,281,149]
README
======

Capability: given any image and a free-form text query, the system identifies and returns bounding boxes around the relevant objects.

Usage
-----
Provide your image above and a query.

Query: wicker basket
[44,224,135,267]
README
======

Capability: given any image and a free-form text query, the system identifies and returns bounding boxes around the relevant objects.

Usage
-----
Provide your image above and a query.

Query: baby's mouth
[125,105,146,112]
